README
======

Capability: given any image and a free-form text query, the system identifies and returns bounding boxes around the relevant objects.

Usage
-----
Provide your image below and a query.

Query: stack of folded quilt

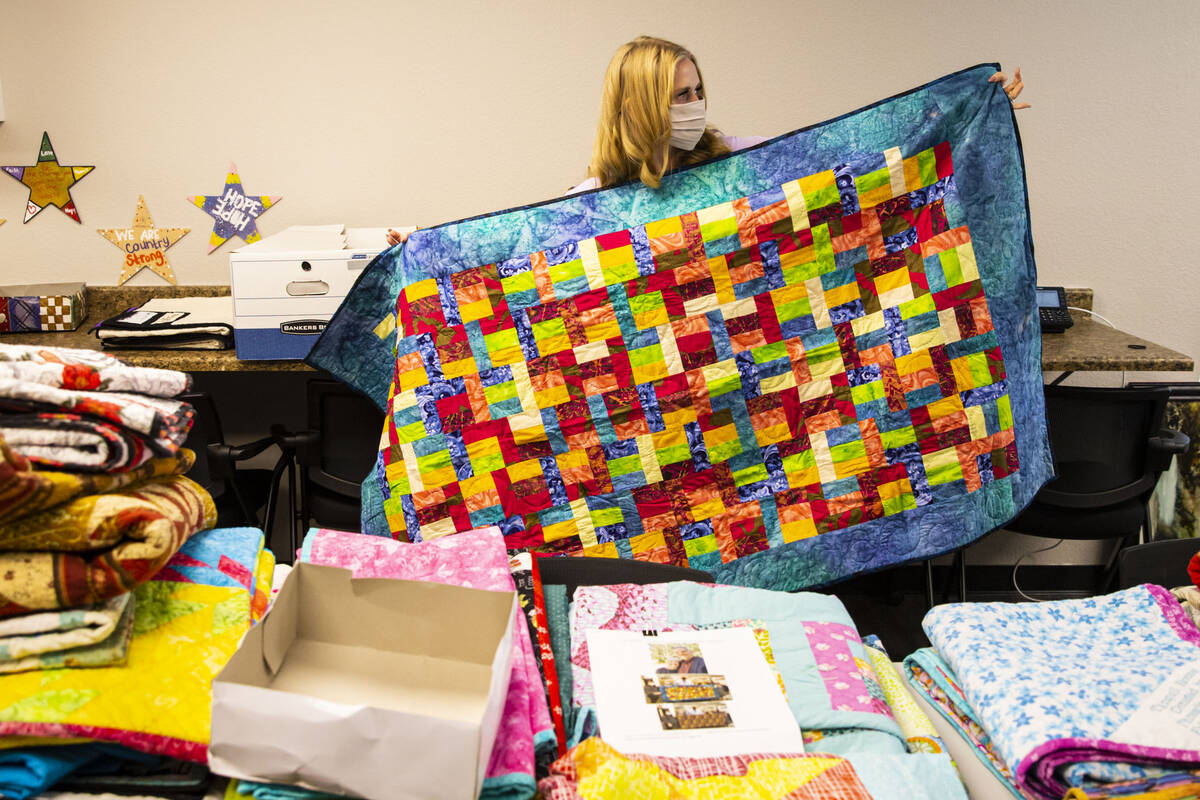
[0,526,274,799]
[0,343,194,472]
[904,586,1200,800]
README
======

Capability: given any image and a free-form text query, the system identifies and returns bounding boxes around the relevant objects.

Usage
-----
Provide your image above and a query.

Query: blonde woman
[384,38,1027,244]
[566,35,766,195]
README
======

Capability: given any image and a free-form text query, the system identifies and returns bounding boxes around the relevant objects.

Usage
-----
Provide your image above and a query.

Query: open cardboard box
[208,563,516,800]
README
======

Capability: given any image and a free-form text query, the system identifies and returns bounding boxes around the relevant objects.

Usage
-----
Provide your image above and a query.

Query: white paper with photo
[586,627,805,758]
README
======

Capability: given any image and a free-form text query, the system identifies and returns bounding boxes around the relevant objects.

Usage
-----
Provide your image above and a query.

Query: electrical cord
[1012,538,1066,602]
[1066,306,1116,328]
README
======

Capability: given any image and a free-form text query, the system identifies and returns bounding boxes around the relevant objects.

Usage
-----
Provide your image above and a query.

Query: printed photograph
[656,702,734,731]
[641,673,731,704]
[649,642,708,674]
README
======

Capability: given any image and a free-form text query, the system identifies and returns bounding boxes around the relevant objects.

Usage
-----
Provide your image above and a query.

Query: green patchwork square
[500,270,536,295]
[484,328,520,354]
[471,449,505,474]
[733,464,770,486]
[782,449,816,474]
[629,291,665,317]
[855,167,891,196]
[926,456,964,486]
[708,438,742,463]
[395,419,426,443]
[684,535,719,557]
[607,454,643,478]
[752,341,789,365]
[940,248,963,286]
[830,440,867,464]
[590,506,624,527]
[532,317,567,343]
[658,443,691,465]
[700,216,737,241]
[707,372,742,398]
[804,183,840,210]
[918,149,939,187]
[899,293,936,319]
[417,449,452,475]
[882,492,917,516]
[629,343,665,368]
[806,342,842,367]
[483,380,518,405]
[549,258,585,284]
[811,225,835,270]
[775,295,813,321]
[967,352,992,387]
[850,381,885,405]
[602,262,639,284]
[880,426,917,449]
[997,394,1013,430]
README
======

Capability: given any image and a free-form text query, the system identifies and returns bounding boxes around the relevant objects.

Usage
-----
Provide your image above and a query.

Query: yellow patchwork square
[690,497,725,521]
[396,366,429,392]
[507,458,543,482]
[458,298,492,323]
[598,244,635,270]
[781,517,818,543]
[406,278,438,300]
[874,268,910,295]
[460,473,496,499]
[894,350,934,376]
[824,281,860,309]
[442,357,477,379]
[534,383,570,408]
[645,217,684,239]
[908,327,944,351]
[543,518,579,543]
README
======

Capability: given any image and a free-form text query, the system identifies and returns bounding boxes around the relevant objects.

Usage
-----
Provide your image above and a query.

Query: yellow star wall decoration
[98,196,190,285]
[1,132,94,223]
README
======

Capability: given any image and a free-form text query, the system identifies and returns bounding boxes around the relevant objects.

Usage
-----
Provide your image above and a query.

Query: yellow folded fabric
[0,475,216,617]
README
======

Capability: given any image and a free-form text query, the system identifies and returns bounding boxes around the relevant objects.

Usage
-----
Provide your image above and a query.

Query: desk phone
[1036,286,1073,333]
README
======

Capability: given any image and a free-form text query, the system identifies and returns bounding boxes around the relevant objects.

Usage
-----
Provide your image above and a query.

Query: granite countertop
[1042,315,1193,372]
[1,285,313,373]
[1,284,1192,375]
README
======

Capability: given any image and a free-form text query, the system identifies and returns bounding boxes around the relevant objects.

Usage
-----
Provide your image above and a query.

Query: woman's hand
[385,226,417,246]
[989,67,1030,110]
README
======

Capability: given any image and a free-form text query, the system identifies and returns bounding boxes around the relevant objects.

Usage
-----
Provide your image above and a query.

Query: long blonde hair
[587,36,730,189]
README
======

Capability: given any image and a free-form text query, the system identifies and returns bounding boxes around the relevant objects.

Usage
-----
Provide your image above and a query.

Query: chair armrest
[271,426,320,464]
[1147,428,1190,472]
[206,436,277,480]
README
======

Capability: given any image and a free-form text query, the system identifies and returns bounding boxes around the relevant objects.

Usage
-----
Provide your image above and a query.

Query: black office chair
[179,391,288,538]
[1005,384,1190,592]
[537,555,713,598]
[282,379,386,554]
[1116,537,1200,590]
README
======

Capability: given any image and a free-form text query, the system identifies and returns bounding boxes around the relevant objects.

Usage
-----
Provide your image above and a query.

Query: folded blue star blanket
[906,585,1200,800]
[308,64,1051,590]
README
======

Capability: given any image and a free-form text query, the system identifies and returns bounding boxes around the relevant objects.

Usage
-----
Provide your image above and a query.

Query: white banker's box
[229,225,397,360]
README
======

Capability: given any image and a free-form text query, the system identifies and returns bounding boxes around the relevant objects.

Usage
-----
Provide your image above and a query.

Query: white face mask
[669,99,706,151]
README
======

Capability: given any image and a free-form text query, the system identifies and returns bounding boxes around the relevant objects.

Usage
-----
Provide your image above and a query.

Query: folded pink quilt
[300,527,554,800]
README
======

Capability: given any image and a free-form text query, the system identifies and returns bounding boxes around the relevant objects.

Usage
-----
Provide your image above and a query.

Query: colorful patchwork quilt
[909,585,1200,800]
[310,64,1051,589]
[0,526,272,762]
[538,737,965,800]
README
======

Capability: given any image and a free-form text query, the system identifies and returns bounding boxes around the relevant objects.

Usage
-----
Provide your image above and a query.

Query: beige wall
[2,0,1197,565]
